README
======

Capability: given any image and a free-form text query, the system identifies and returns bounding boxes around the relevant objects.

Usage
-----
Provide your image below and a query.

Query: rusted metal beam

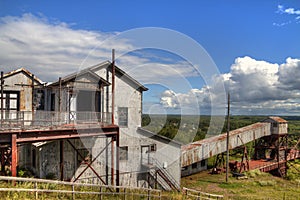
[1,148,5,173]
[111,49,115,125]
[111,136,114,185]
[60,140,64,181]
[1,71,4,126]
[31,74,35,121]
[226,93,230,182]
[68,139,110,185]
[116,128,120,187]
[15,131,118,143]
[59,77,62,114]
[11,134,17,177]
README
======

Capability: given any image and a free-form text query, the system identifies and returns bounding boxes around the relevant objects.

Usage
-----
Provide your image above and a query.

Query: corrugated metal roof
[266,116,287,123]
[181,122,269,151]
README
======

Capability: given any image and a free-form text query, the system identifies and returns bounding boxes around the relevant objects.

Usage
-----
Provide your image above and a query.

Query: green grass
[181,165,300,200]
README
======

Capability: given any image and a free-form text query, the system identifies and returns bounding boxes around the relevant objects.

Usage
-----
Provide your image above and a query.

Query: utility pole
[1,71,4,125]
[226,93,230,182]
[111,49,115,125]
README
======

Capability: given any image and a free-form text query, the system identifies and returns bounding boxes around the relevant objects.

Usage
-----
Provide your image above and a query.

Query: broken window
[118,107,128,127]
[50,93,55,111]
[150,144,157,152]
[119,146,128,160]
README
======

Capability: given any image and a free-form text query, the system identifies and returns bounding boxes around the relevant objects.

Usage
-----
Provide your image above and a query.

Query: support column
[11,133,17,177]
[116,128,120,187]
[1,71,4,126]
[1,147,5,174]
[60,140,64,181]
[111,136,114,185]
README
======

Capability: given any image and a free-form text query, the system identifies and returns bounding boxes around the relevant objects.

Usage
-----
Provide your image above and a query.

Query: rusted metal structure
[0,61,182,191]
[181,116,294,177]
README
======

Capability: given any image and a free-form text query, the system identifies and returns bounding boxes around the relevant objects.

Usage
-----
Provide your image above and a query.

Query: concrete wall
[24,64,181,189]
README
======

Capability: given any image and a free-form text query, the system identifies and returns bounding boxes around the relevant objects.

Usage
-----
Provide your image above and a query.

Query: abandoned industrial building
[0,62,181,191]
[0,60,299,192]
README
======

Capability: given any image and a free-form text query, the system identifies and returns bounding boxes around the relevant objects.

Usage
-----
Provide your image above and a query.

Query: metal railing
[182,187,224,200]
[0,176,161,200]
[0,111,112,129]
[145,157,180,191]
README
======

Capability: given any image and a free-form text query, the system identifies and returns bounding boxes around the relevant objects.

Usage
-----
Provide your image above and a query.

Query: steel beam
[11,134,17,177]
[111,136,114,185]
[16,131,117,143]
[116,128,120,187]
[68,139,110,185]
[60,140,64,181]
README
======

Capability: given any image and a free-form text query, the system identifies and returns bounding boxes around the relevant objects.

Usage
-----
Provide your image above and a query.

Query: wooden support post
[11,133,17,177]
[0,72,3,121]
[60,140,64,181]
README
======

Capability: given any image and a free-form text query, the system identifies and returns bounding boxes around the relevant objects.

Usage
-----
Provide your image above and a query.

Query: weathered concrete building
[0,62,181,191]
[0,68,43,122]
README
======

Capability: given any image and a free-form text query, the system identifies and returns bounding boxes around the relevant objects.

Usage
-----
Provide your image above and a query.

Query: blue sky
[1,1,300,115]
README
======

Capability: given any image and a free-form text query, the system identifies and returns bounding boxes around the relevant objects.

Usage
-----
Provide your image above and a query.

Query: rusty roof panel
[266,116,287,123]
[181,122,269,151]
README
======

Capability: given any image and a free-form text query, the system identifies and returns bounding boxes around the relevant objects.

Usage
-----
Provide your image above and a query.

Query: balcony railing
[0,111,112,130]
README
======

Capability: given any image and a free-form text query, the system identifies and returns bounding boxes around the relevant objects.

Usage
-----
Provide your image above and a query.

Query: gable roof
[49,69,110,87]
[90,61,148,91]
[264,116,287,123]
[51,61,148,91]
[3,68,43,85]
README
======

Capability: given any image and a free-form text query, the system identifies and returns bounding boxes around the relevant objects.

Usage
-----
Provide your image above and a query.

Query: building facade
[0,62,181,190]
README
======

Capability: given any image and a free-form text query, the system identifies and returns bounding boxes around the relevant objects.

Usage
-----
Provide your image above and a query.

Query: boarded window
[119,146,128,160]
[118,107,128,127]
[192,162,198,169]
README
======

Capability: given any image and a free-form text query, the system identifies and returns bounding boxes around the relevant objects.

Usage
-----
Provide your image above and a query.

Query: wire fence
[0,176,162,200]
[182,187,224,200]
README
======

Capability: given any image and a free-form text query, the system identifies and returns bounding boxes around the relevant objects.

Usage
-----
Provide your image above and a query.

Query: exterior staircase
[146,158,180,191]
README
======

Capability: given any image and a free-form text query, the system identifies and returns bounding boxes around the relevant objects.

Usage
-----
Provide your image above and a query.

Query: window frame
[118,107,128,127]
[119,146,128,161]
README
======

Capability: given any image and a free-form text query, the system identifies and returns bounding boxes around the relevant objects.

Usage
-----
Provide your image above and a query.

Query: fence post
[123,188,126,200]
[72,184,75,200]
[99,186,102,200]
[147,189,151,200]
[35,182,38,200]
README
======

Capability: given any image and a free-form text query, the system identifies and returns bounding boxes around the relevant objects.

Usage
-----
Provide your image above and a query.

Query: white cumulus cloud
[160,56,300,115]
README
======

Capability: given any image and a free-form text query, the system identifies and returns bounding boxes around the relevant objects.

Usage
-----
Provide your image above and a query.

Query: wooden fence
[0,176,161,200]
[182,187,224,200]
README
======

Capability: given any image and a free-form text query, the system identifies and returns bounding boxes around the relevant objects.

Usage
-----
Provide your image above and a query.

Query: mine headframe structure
[253,117,289,177]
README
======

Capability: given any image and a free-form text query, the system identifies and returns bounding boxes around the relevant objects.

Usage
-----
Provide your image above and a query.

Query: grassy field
[181,163,300,200]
